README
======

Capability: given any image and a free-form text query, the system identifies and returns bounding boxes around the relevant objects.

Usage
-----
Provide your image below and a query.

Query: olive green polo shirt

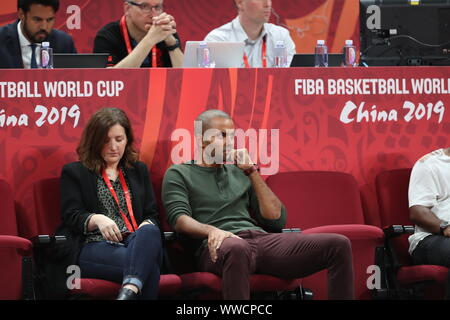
[162,161,286,237]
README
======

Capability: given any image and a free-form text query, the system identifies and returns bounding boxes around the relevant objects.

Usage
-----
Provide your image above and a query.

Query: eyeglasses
[126,1,164,13]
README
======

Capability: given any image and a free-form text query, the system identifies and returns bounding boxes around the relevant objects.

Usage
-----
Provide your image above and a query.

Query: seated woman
[55,107,162,300]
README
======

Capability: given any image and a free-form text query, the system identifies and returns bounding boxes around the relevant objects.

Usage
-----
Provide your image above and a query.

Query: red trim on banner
[229,69,238,118]
[140,69,167,167]
[248,69,259,129]
[218,86,224,111]
[165,69,214,169]
[261,75,274,130]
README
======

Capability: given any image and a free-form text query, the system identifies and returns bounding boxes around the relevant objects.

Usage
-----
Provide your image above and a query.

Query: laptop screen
[182,41,245,68]
[290,54,344,67]
[53,53,109,69]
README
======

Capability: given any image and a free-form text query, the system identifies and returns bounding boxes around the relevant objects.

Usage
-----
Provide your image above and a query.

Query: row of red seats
[0,169,447,300]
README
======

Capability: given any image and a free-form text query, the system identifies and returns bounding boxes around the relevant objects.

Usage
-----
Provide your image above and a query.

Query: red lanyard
[101,168,138,232]
[120,15,159,67]
[243,35,267,68]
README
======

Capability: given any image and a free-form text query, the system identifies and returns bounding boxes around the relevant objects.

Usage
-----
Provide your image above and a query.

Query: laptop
[182,41,245,68]
[53,53,109,68]
[290,53,344,67]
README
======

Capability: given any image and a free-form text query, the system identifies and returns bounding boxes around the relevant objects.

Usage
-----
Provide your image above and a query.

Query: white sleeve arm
[408,161,438,208]
[204,30,227,42]
[284,30,296,66]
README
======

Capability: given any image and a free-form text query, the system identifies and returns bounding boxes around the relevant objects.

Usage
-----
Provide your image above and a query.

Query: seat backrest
[33,178,61,236]
[0,179,18,235]
[0,179,26,300]
[375,168,412,227]
[375,168,412,264]
[266,171,365,229]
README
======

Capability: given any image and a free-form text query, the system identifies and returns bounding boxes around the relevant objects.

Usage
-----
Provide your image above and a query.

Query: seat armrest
[303,224,384,241]
[30,235,67,247]
[383,225,414,239]
[0,235,33,256]
[282,228,301,233]
[164,232,178,241]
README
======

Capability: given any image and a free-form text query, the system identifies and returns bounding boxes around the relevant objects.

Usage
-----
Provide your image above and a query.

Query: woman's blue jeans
[78,224,162,299]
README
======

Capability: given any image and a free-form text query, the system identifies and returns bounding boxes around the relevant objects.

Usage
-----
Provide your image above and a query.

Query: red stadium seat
[376,168,448,299]
[32,177,181,299]
[164,236,303,300]
[266,171,385,300]
[178,273,301,300]
[0,179,33,300]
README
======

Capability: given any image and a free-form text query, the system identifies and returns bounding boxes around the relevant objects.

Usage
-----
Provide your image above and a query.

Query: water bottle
[40,42,53,69]
[342,40,357,67]
[273,40,288,68]
[197,41,212,68]
[314,40,328,67]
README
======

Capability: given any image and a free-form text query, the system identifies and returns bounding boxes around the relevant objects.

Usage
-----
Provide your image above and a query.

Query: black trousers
[412,234,450,266]
[412,234,450,298]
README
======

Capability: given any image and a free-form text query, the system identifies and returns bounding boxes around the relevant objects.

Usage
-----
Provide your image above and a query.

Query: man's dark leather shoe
[116,287,138,300]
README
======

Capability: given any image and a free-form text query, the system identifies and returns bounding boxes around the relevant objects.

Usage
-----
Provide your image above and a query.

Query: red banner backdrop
[0,0,359,54]
[1,67,449,240]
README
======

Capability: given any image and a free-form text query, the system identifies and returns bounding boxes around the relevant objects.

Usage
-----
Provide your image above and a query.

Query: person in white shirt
[409,148,450,272]
[204,0,296,68]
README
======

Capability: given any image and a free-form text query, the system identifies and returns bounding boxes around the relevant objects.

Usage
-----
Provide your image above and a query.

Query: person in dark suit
[51,108,163,300]
[0,0,76,69]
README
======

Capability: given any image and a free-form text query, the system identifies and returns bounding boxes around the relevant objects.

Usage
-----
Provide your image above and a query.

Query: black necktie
[30,43,38,69]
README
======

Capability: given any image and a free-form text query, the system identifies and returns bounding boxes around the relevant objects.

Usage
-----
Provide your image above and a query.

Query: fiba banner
[0,0,359,54]
[0,66,449,238]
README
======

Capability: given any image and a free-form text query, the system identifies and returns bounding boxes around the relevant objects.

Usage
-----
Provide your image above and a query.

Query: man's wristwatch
[440,220,450,234]
[166,38,180,51]
[243,164,260,176]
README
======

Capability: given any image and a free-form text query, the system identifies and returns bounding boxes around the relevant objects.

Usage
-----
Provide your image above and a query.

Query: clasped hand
[144,13,177,44]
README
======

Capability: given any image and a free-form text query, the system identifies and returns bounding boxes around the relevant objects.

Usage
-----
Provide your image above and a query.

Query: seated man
[162,109,354,300]
[0,0,77,69]
[409,148,450,269]
[204,0,296,68]
[93,0,183,68]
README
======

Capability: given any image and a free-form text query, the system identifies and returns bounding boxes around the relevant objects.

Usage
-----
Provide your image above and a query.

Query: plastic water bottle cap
[345,40,353,46]
[317,40,325,45]
[199,41,207,47]
[42,42,50,47]
[275,40,285,47]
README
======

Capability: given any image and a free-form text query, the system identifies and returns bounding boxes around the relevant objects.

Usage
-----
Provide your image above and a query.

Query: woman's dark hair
[18,0,60,13]
[77,108,138,174]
